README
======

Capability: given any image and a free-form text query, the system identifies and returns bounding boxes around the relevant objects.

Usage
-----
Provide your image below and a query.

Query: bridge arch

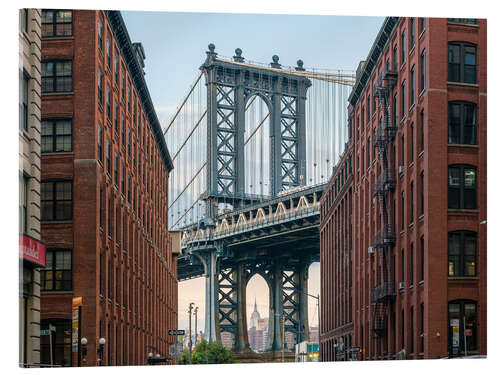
[244,94,271,197]
[246,273,271,353]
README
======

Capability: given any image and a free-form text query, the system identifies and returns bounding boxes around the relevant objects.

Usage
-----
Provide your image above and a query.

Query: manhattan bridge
[164,44,354,356]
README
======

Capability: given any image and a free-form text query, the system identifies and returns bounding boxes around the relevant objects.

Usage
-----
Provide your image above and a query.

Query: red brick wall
[321,17,486,361]
[40,10,178,367]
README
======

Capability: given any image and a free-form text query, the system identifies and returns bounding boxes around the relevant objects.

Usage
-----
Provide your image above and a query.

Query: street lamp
[188,302,195,365]
[97,337,106,366]
[80,337,88,365]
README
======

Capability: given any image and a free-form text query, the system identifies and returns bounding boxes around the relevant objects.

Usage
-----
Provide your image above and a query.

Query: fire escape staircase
[371,64,398,338]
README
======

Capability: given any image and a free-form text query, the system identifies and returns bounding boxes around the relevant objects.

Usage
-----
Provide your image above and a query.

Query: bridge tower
[185,45,315,353]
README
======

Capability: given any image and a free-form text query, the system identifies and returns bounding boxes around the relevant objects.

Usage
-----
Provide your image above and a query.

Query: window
[100,187,104,229]
[114,57,119,84]
[367,138,370,165]
[40,319,72,366]
[401,191,405,231]
[400,135,405,166]
[448,300,478,356]
[401,81,406,118]
[393,45,398,71]
[367,95,370,118]
[448,101,477,145]
[114,103,119,134]
[448,18,477,25]
[127,87,131,111]
[20,175,28,233]
[420,303,424,352]
[41,180,72,221]
[41,119,72,153]
[410,243,414,285]
[448,42,477,83]
[121,164,125,193]
[98,18,103,51]
[121,72,125,99]
[410,65,415,106]
[410,18,415,49]
[393,93,397,127]
[106,39,110,67]
[401,247,405,283]
[42,61,72,93]
[99,252,104,295]
[41,10,72,37]
[106,86,111,120]
[401,309,405,350]
[420,109,425,151]
[419,18,426,34]
[41,249,72,291]
[122,117,125,146]
[106,140,111,175]
[20,72,29,130]
[448,165,477,209]
[108,197,113,238]
[448,231,477,277]
[98,123,103,163]
[98,68,103,105]
[410,123,414,163]
[420,49,426,92]
[401,30,406,65]
[420,236,425,281]
[420,172,424,215]
[114,152,119,185]
[410,181,414,223]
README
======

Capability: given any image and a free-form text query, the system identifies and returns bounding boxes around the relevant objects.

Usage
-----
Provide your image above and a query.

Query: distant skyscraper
[248,298,269,352]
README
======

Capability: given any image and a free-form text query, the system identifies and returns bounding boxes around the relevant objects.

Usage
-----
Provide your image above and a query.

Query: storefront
[19,234,46,367]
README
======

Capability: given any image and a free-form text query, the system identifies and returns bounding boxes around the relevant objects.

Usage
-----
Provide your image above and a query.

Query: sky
[119,10,384,332]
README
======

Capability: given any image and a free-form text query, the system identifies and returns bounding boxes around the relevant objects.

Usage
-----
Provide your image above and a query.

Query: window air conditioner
[398,165,405,174]
[398,281,405,290]
[368,246,375,254]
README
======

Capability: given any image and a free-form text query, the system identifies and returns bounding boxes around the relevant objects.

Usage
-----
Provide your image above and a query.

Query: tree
[177,340,237,364]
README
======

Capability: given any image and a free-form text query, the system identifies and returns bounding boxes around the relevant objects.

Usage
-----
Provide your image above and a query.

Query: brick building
[39,10,177,366]
[19,8,45,368]
[320,17,486,360]
[319,143,353,361]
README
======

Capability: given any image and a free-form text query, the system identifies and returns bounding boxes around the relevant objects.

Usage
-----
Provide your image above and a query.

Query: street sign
[41,330,49,336]
[168,329,185,336]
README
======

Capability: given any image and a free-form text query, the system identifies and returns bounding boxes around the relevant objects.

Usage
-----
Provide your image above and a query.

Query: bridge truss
[164,44,354,353]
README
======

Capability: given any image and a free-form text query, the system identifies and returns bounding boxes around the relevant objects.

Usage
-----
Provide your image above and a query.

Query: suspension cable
[164,71,203,135]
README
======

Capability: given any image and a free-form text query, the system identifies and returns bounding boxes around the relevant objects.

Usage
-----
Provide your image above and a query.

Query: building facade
[319,143,353,361]
[321,17,486,361]
[39,10,177,366]
[19,8,45,368]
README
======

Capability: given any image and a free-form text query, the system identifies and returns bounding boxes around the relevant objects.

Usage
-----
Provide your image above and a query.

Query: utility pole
[194,306,199,347]
[188,303,194,365]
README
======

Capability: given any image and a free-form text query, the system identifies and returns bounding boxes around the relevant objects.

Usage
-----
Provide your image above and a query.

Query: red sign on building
[19,235,46,267]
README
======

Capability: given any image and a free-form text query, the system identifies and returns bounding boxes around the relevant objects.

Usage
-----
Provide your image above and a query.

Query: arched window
[448,231,477,277]
[448,300,478,356]
[449,101,477,145]
[448,164,477,209]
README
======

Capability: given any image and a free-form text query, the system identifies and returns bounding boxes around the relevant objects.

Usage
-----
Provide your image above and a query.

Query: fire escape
[371,62,397,338]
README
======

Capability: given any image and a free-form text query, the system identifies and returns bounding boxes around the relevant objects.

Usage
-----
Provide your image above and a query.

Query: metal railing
[371,282,396,303]
[373,224,395,247]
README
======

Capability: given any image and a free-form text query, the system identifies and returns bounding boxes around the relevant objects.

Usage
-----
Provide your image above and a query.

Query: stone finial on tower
[295,59,305,71]
[205,43,217,64]
[270,55,281,69]
[233,48,244,62]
